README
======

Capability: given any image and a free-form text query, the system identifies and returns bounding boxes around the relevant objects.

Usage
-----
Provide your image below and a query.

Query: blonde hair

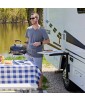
[31,12,39,20]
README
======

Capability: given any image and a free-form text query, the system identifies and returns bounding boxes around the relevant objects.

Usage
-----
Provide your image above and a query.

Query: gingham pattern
[0,61,41,85]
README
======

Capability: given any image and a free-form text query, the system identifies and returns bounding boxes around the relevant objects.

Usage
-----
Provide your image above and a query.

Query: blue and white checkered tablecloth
[0,60,41,86]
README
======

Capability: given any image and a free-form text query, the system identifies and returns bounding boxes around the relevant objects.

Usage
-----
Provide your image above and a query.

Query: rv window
[77,8,85,14]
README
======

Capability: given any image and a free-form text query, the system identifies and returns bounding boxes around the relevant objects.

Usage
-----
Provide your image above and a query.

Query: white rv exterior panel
[43,8,85,91]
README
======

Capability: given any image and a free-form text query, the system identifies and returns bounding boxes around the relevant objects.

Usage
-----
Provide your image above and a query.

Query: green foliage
[25,8,34,26]
[0,8,27,23]
[0,8,43,26]
[42,56,51,67]
[42,76,49,89]
[43,76,48,84]
[5,56,26,60]
[37,8,43,26]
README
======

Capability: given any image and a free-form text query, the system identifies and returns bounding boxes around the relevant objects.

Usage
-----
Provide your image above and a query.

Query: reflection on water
[0,23,28,54]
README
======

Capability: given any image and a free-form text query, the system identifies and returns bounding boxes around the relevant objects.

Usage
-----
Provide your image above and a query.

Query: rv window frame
[77,8,85,14]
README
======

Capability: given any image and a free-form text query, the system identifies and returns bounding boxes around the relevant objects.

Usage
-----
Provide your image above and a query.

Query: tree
[0,8,43,24]
[37,8,43,26]
[0,8,10,23]
[17,8,27,23]
[0,8,27,23]
[26,8,34,26]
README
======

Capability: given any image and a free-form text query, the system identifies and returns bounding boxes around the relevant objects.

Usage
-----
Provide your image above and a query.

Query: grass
[42,57,50,89]
[42,56,54,69]
[42,56,51,66]
[42,76,49,90]
[5,56,26,60]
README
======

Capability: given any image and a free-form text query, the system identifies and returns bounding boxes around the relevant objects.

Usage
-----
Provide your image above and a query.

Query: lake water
[0,23,28,55]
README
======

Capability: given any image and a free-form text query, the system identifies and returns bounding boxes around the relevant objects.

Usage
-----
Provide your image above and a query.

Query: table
[0,60,41,92]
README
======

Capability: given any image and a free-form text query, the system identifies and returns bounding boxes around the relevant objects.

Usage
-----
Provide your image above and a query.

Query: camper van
[43,8,85,91]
